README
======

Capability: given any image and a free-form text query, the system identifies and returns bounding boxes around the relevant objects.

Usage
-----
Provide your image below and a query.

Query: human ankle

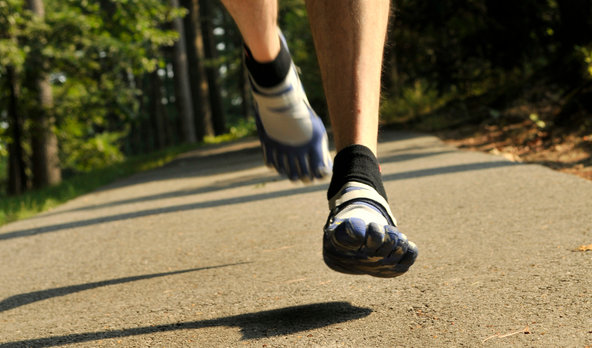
[327,144,387,201]
[245,35,291,88]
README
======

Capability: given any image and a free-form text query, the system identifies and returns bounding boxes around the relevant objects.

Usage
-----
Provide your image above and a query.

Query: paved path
[1,131,591,347]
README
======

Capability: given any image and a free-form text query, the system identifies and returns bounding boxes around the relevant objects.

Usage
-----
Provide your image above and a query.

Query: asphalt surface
[1,131,591,347]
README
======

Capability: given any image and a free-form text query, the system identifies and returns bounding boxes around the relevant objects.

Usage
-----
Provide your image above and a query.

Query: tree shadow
[0,302,372,347]
[0,263,249,313]
[379,150,456,164]
[37,149,454,220]
[382,160,519,181]
[0,183,327,241]
[0,160,518,241]
[36,172,280,219]
[102,139,265,189]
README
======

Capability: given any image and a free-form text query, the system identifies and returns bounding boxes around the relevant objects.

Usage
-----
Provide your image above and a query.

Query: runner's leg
[219,0,280,62]
[221,0,332,182]
[306,0,418,277]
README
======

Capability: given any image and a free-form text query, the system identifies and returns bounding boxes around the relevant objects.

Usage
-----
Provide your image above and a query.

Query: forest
[1,0,591,201]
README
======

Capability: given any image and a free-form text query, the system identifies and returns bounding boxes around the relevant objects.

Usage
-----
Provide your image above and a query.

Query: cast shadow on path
[0,302,372,348]
[103,141,264,189]
[27,133,446,220]
[0,263,249,313]
[0,160,518,241]
[36,172,280,219]
[39,149,452,220]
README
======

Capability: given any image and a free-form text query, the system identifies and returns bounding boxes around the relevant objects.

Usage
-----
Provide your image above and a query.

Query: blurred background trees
[384,0,592,131]
[1,0,591,196]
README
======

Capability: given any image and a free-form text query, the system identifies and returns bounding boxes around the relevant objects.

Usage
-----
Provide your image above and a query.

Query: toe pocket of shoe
[297,155,313,182]
[284,154,300,181]
[364,222,385,251]
[384,225,408,257]
[331,218,366,250]
[262,144,275,168]
[373,228,397,257]
[271,149,286,174]
[308,149,330,179]
[398,241,418,268]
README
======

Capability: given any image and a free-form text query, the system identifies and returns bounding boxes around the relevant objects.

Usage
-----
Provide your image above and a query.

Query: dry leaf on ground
[575,244,592,252]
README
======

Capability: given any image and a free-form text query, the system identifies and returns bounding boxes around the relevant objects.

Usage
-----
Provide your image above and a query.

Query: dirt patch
[438,120,592,181]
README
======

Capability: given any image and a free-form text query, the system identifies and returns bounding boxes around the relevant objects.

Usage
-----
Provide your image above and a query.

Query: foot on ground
[249,35,332,183]
[323,182,418,278]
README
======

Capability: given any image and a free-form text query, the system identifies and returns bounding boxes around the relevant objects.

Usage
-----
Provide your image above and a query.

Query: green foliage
[529,113,547,129]
[203,118,256,144]
[390,0,547,95]
[576,46,592,78]
[381,0,592,126]
[0,0,29,71]
[380,80,451,123]
[62,128,126,172]
[42,0,181,144]
[0,0,187,185]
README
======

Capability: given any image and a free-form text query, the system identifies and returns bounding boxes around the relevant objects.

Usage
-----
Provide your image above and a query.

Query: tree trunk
[239,53,252,119]
[200,0,227,135]
[6,66,28,195]
[162,56,178,145]
[149,70,167,149]
[27,0,61,189]
[181,0,214,139]
[136,75,155,153]
[229,21,252,120]
[170,0,198,143]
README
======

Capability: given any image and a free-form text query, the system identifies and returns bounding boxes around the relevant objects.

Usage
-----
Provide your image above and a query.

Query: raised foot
[255,107,332,182]
[323,217,417,278]
[323,182,418,278]
[250,33,332,183]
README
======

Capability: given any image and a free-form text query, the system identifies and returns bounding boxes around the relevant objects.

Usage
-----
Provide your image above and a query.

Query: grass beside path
[0,143,196,227]
[0,124,256,227]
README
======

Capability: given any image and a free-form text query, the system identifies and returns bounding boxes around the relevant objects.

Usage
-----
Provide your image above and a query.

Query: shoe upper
[250,64,315,146]
[327,182,397,227]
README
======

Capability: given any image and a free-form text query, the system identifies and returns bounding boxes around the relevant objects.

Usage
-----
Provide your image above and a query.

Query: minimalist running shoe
[249,35,332,182]
[323,182,418,278]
